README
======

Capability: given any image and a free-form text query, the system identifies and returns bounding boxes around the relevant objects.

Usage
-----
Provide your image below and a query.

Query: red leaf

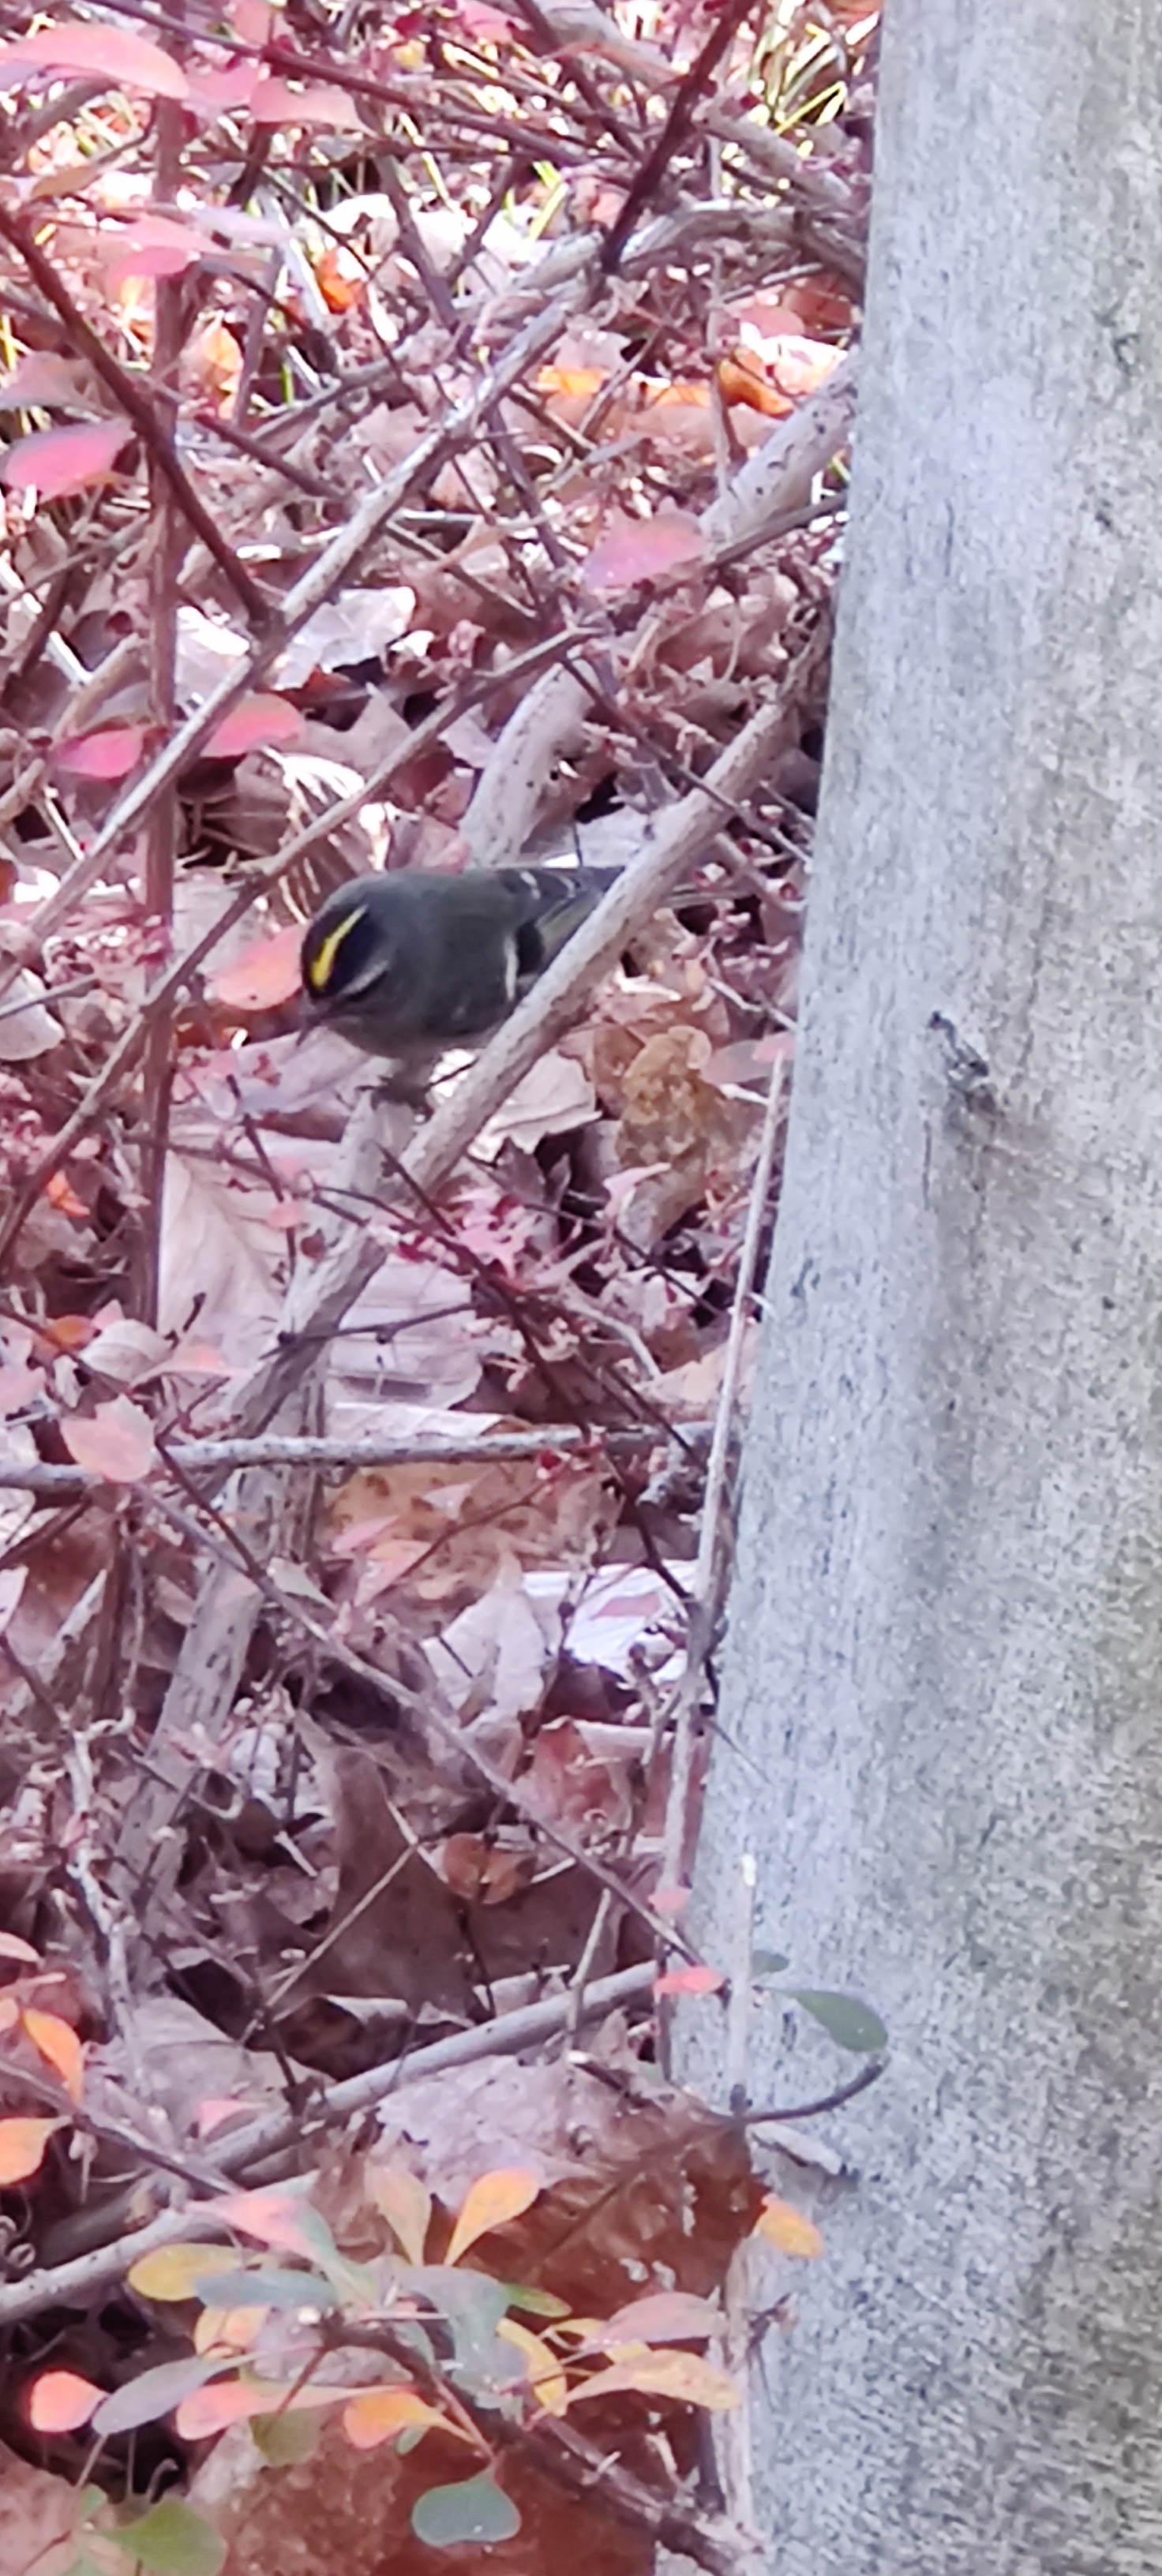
[55,725,145,781]
[0,22,189,95]
[203,694,303,760]
[0,418,130,500]
[207,923,302,1009]
[60,1395,156,1485]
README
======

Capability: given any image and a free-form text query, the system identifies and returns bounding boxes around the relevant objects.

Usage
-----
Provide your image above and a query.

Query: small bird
[300,863,612,1073]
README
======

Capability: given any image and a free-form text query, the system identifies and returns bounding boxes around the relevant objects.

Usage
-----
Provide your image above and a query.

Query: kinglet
[300,863,612,1069]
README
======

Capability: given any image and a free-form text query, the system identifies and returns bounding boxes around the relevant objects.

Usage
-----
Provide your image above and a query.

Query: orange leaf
[43,1171,88,1219]
[445,2167,541,2265]
[194,2304,264,2355]
[495,2318,568,2414]
[753,2196,824,2259]
[27,2368,102,2432]
[717,350,791,419]
[367,2165,432,2267]
[61,1395,156,1485]
[21,2009,84,2101]
[0,2115,64,2183]
[343,2386,477,2450]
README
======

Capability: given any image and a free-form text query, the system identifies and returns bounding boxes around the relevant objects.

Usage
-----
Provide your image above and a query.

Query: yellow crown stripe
[306,904,367,993]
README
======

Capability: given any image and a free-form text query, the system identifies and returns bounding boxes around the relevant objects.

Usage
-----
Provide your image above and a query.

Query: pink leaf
[0,417,130,500]
[55,725,145,781]
[653,1963,725,1998]
[104,217,207,289]
[186,62,258,115]
[582,510,703,595]
[0,24,189,97]
[60,1395,156,1485]
[203,694,303,759]
[175,2377,351,2439]
[0,353,82,406]
[250,74,362,126]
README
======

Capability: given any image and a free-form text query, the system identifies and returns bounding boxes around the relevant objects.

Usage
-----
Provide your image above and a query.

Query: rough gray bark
[684,2,1162,2570]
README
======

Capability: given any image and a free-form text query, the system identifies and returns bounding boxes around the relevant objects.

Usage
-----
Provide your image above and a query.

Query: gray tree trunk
[684,2,1162,2570]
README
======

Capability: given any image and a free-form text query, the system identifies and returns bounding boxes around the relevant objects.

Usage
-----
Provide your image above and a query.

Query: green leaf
[501,2282,572,2320]
[410,2473,521,2549]
[92,2356,230,2436]
[252,2406,321,2466]
[406,2267,510,2382]
[104,2499,226,2576]
[192,2266,338,2312]
[787,1990,887,2054]
[751,1949,790,1979]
